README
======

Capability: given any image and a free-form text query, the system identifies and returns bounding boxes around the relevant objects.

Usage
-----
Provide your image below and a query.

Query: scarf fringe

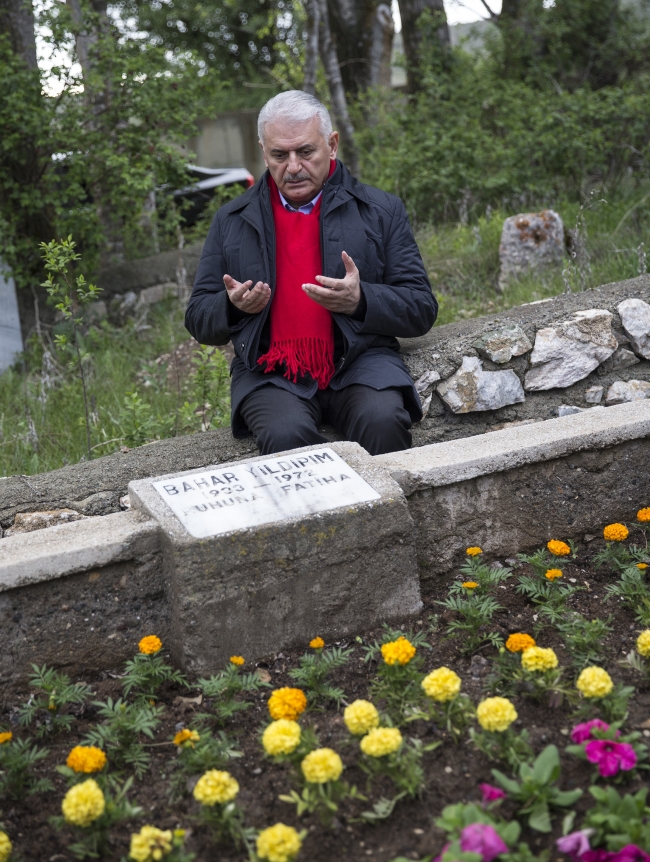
[258,337,335,390]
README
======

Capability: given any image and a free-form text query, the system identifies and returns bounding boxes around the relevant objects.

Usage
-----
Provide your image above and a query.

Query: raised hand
[301,251,361,315]
[224,274,271,313]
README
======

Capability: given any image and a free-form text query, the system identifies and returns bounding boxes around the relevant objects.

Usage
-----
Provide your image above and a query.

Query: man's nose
[287,151,302,174]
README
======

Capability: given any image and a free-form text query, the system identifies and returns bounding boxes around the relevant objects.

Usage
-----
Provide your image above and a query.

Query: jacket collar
[232,159,368,226]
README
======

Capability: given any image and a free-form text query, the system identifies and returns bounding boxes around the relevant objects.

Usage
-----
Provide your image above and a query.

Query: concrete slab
[0,511,160,591]
[129,441,419,674]
[375,400,650,495]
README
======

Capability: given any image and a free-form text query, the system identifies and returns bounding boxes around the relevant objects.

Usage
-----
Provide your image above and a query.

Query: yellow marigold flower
[256,823,302,862]
[637,508,650,523]
[576,666,614,699]
[268,688,307,721]
[66,746,107,773]
[604,523,629,542]
[0,732,12,745]
[360,727,403,757]
[466,546,482,556]
[462,581,479,589]
[0,831,11,862]
[421,667,461,702]
[636,630,650,658]
[301,748,343,784]
[138,635,162,655]
[381,636,416,666]
[547,540,571,556]
[173,729,200,748]
[62,778,106,827]
[343,700,380,736]
[193,770,239,805]
[476,697,518,732]
[521,646,558,673]
[545,568,563,581]
[129,825,173,862]
[229,655,245,666]
[505,633,536,653]
[638,563,648,570]
[262,720,301,756]
[309,637,325,649]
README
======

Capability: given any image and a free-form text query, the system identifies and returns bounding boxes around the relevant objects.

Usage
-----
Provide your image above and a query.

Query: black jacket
[185,160,438,437]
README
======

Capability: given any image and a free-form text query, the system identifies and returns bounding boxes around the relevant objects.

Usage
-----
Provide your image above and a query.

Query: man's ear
[259,140,269,168]
[328,131,340,160]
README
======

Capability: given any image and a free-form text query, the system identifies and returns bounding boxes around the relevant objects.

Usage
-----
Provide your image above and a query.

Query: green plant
[434,801,523,857]
[470,727,534,771]
[594,541,637,573]
[51,775,142,860]
[195,796,256,855]
[359,737,432,799]
[288,646,352,708]
[83,698,163,778]
[18,664,90,737]
[0,736,52,801]
[40,237,102,460]
[197,663,270,725]
[491,745,582,832]
[457,555,512,590]
[437,592,504,655]
[122,650,188,704]
[280,775,364,827]
[555,613,613,669]
[581,786,650,851]
[169,730,242,801]
[605,565,650,626]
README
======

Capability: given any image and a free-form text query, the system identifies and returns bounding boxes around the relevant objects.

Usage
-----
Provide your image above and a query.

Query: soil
[2,538,649,862]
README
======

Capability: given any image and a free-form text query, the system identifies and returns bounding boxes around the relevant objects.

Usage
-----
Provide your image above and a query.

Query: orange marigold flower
[0,732,12,745]
[138,635,162,655]
[604,523,629,542]
[462,581,479,589]
[466,547,483,556]
[309,637,325,649]
[638,563,648,570]
[173,729,200,748]
[268,688,307,721]
[505,633,536,653]
[547,540,571,556]
[637,508,650,523]
[66,746,107,773]
[545,569,563,581]
[229,656,245,666]
[381,636,416,666]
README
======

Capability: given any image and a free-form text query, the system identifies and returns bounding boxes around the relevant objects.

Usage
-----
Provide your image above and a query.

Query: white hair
[258,91,333,144]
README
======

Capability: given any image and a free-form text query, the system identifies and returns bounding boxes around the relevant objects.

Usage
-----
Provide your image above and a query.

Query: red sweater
[257,175,335,390]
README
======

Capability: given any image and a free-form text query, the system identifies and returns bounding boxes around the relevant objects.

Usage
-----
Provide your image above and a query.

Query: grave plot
[0,514,650,862]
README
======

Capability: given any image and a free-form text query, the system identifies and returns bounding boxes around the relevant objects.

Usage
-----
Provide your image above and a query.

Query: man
[185,90,437,456]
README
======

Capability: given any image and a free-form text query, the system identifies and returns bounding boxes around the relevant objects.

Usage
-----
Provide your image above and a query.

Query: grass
[1,184,649,477]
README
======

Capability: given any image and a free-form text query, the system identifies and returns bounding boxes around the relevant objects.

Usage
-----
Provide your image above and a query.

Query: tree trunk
[303,0,320,94]
[317,0,360,177]
[397,0,449,93]
[326,0,394,93]
[0,0,38,69]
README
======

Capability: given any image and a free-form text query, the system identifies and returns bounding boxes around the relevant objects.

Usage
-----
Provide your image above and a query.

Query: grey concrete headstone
[0,262,23,372]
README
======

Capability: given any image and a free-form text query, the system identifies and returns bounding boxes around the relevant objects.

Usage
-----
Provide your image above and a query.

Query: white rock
[436,355,525,413]
[609,347,640,370]
[584,386,604,404]
[524,309,617,391]
[557,405,584,417]
[606,379,650,404]
[414,369,441,394]
[498,210,565,289]
[419,393,433,419]
[473,325,533,364]
[617,298,650,359]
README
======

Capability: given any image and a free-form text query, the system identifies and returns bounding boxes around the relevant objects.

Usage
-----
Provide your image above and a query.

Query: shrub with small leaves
[18,664,90,737]
[288,645,352,708]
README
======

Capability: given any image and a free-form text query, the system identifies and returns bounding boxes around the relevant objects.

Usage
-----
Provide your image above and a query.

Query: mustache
[283,172,310,183]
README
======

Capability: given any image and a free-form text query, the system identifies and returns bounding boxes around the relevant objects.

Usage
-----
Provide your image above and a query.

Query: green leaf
[531,745,560,785]
[528,802,552,833]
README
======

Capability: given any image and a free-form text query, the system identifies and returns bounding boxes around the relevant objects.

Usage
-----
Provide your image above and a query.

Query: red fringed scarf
[257,166,335,390]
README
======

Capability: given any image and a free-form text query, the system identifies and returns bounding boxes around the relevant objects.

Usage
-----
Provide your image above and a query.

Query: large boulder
[436,355,525,413]
[618,298,650,359]
[524,309,617,391]
[498,209,565,289]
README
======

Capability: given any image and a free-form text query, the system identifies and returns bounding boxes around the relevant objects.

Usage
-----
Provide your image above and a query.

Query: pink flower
[479,783,507,806]
[556,829,594,860]
[582,851,614,862]
[610,846,650,862]
[459,823,508,862]
[571,719,612,744]
[585,739,637,777]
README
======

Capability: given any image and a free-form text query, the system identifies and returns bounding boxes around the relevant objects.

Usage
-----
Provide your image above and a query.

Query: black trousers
[239,384,412,456]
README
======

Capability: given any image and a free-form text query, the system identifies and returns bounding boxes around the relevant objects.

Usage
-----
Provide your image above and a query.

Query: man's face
[261,115,339,205]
